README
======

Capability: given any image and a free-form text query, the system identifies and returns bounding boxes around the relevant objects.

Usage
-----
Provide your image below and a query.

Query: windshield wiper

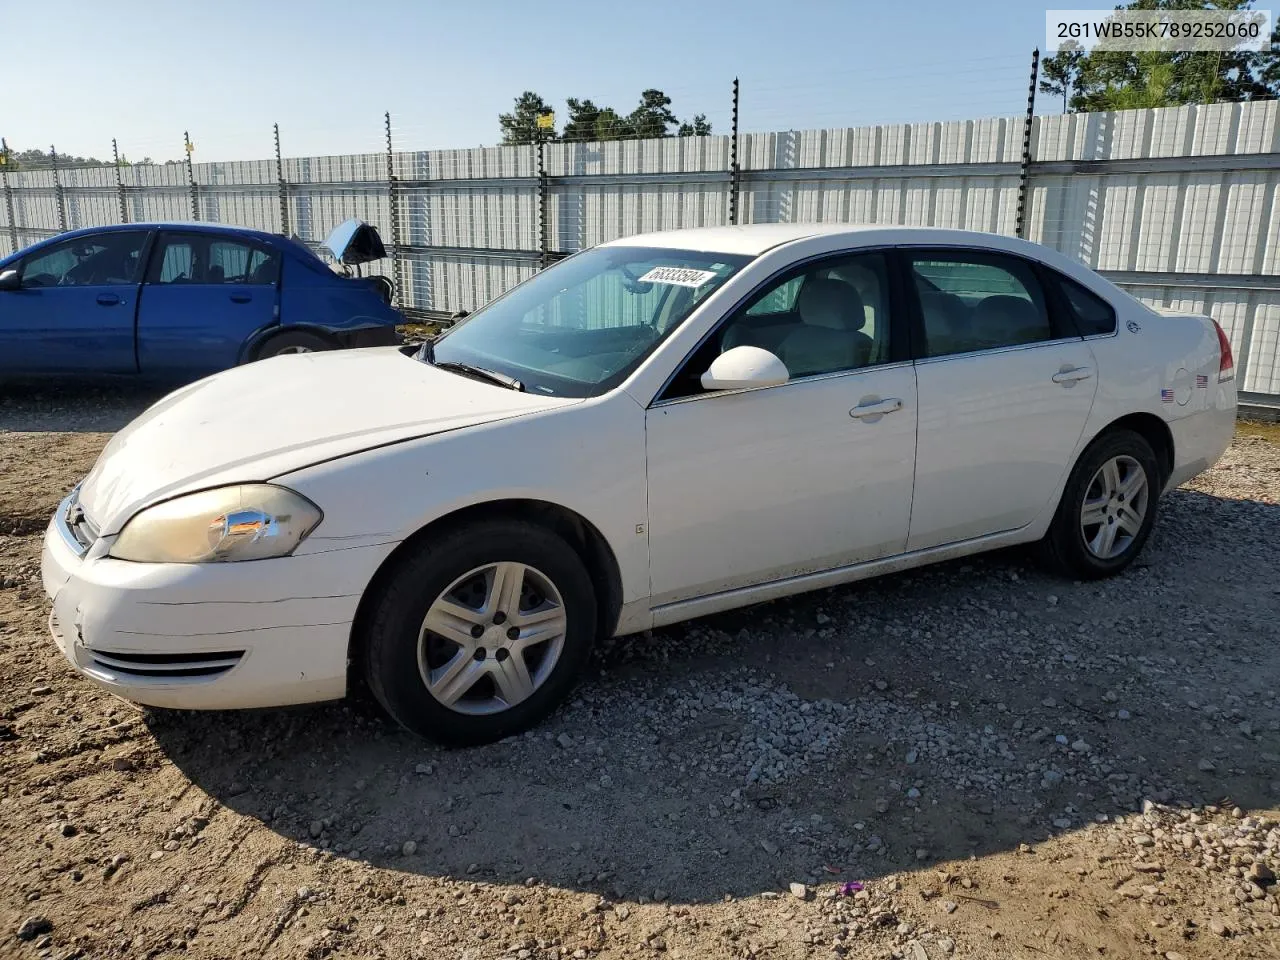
[420,342,522,391]
[435,361,524,391]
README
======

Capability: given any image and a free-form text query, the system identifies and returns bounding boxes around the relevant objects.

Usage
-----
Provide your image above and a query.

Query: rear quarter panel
[279,256,402,335]
[1078,298,1234,489]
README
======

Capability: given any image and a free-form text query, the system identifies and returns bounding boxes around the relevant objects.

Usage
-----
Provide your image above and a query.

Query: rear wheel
[1038,429,1161,580]
[361,520,597,746]
[254,330,333,360]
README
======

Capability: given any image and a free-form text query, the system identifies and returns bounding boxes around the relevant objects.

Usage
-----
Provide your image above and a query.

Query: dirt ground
[1,383,1278,960]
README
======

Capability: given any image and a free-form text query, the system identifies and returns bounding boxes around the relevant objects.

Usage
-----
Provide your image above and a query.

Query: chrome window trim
[913,335,1084,365]
[649,358,914,408]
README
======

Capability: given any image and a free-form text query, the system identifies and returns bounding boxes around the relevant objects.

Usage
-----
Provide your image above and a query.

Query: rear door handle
[230,293,252,303]
[849,397,903,419]
[1052,366,1094,384]
[96,293,120,306]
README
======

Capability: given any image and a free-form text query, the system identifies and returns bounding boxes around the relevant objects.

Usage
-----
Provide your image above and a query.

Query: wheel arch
[241,325,338,363]
[347,498,624,684]
[1087,412,1174,488]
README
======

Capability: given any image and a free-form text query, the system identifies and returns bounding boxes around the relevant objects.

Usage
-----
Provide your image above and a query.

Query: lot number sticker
[638,266,719,288]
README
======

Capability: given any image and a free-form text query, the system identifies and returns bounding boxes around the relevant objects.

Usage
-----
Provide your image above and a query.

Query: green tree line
[499,89,712,145]
[1041,0,1280,111]
[0,146,171,170]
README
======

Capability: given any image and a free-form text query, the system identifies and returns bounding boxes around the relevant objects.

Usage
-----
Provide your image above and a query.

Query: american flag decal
[1160,388,1175,403]
[1196,374,1209,388]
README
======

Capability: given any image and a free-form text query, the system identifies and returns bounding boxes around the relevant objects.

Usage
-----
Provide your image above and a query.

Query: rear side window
[147,233,280,285]
[909,251,1052,358]
[157,241,195,283]
[1057,275,1117,336]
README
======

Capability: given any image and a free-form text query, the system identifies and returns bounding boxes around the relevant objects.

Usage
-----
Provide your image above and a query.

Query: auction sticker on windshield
[638,266,720,287]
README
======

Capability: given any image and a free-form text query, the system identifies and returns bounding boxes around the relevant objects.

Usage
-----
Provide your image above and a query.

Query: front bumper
[40,491,384,710]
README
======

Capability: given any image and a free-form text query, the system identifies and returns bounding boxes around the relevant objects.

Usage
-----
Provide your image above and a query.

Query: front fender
[273,394,650,610]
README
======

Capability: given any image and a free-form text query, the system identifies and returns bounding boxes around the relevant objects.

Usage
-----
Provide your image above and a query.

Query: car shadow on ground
[150,488,1280,904]
[0,381,169,433]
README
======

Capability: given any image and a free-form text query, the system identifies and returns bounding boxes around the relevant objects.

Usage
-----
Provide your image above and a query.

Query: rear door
[0,230,148,374]
[136,231,280,376]
[905,248,1098,551]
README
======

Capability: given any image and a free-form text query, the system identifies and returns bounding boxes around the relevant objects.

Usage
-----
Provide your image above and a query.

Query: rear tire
[1038,429,1161,580]
[254,330,333,360]
[360,520,597,746]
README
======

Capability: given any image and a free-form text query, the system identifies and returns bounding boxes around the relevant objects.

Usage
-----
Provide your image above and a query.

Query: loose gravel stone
[16,916,52,941]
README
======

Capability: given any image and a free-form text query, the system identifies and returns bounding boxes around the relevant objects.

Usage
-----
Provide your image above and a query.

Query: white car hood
[79,347,575,535]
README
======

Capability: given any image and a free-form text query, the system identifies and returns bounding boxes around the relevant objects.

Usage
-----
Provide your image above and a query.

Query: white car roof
[603,223,1051,258]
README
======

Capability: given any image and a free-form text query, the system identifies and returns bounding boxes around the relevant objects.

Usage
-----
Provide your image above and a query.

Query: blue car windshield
[425,245,753,398]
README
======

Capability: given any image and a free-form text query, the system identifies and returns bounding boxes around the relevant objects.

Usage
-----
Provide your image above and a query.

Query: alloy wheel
[1080,454,1149,560]
[417,562,568,715]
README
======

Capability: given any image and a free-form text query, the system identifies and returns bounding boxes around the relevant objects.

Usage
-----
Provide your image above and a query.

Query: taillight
[1212,319,1234,382]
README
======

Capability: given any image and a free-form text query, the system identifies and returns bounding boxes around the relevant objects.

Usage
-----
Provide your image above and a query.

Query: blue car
[0,220,402,379]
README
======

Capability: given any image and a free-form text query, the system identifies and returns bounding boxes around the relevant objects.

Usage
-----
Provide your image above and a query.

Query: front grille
[60,489,99,553]
[87,649,245,680]
[69,512,98,551]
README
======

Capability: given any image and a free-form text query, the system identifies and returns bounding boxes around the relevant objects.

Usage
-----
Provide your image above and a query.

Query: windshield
[425,245,753,397]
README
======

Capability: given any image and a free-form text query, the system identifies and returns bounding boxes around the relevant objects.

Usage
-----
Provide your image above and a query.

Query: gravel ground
[0,386,1277,960]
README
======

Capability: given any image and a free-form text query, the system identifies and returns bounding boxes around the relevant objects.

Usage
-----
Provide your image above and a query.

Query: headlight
[109,484,322,563]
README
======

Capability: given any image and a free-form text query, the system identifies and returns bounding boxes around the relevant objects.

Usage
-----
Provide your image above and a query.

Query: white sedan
[41,224,1237,744]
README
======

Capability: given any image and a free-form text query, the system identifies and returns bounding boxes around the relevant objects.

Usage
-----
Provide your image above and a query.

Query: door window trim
[900,245,1086,363]
[651,358,915,408]
[649,244,913,408]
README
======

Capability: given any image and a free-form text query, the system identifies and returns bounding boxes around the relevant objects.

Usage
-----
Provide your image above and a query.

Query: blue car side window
[148,234,280,286]
[158,242,195,283]
[20,233,146,287]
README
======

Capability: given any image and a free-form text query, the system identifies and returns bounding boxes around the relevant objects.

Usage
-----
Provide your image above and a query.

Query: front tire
[1038,429,1161,580]
[361,520,597,746]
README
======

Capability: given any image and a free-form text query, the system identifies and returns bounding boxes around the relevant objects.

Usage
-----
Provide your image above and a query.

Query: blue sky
[6,0,1051,163]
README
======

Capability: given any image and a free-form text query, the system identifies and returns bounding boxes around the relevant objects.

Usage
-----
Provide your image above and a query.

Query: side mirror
[700,345,790,391]
[0,269,19,291]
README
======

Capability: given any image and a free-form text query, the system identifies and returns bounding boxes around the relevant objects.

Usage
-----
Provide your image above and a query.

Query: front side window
[20,232,147,287]
[148,233,279,285]
[426,246,751,398]
[661,251,894,400]
[911,252,1052,358]
[746,276,802,316]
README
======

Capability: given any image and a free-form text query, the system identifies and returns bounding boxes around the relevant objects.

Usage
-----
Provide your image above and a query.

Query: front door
[136,231,280,376]
[905,248,1099,551]
[0,230,148,374]
[645,249,918,608]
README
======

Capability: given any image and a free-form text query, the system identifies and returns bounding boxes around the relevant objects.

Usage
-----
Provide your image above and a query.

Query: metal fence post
[274,123,289,236]
[729,78,741,226]
[184,131,199,220]
[112,138,128,224]
[0,138,17,252]
[537,134,549,268]
[51,145,67,232]
[1015,48,1040,240]
[384,111,402,306]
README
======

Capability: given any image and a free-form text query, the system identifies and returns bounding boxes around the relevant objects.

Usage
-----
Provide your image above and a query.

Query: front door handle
[1052,366,1094,384]
[96,293,120,306]
[229,293,252,303]
[849,397,903,419]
